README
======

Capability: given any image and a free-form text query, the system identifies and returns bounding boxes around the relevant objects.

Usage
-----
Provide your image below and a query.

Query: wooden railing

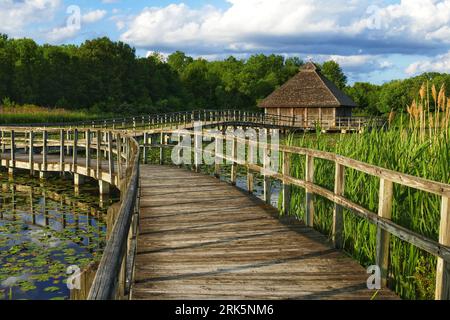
[140,127,450,300]
[0,126,141,300]
[1,113,447,300]
[1,110,384,132]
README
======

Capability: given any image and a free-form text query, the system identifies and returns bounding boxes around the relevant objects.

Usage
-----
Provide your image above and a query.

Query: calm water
[0,171,118,300]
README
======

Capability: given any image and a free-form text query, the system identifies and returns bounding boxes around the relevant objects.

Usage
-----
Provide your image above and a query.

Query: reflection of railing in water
[0,181,108,300]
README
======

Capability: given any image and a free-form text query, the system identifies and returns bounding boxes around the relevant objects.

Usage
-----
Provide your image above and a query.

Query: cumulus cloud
[0,0,61,35]
[46,24,79,43]
[45,9,107,43]
[82,9,107,24]
[406,51,450,74]
[119,0,450,57]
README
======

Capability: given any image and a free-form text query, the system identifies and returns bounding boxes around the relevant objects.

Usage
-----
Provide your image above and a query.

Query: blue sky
[2,0,450,84]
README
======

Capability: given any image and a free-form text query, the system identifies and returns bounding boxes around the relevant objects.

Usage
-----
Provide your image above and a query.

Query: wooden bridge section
[0,110,449,300]
[134,165,396,300]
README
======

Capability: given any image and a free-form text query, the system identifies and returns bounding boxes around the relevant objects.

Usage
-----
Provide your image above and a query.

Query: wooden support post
[214,134,221,178]
[143,132,148,164]
[42,130,48,177]
[194,130,201,173]
[86,130,91,171]
[263,137,271,205]
[99,180,110,195]
[305,154,315,227]
[333,163,345,249]
[9,130,15,175]
[108,131,114,179]
[159,132,164,165]
[72,129,78,170]
[230,134,237,185]
[117,133,122,184]
[96,130,101,180]
[29,131,34,176]
[60,129,65,175]
[125,136,129,168]
[74,173,84,186]
[436,196,450,300]
[66,130,71,155]
[376,178,393,288]
[247,138,254,193]
[282,151,291,215]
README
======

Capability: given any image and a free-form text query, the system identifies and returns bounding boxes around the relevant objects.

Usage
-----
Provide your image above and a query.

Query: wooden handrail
[87,137,140,300]
[141,128,450,300]
[0,113,447,300]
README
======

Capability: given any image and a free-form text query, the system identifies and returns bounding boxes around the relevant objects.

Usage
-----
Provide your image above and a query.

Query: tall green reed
[284,83,450,299]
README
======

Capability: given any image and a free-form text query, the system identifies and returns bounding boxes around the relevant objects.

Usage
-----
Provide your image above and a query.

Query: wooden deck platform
[132,165,398,300]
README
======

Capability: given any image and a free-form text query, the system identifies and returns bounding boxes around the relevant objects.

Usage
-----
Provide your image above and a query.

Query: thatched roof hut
[259,62,357,126]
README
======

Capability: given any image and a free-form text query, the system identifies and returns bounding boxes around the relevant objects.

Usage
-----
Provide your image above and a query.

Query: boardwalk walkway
[132,165,397,300]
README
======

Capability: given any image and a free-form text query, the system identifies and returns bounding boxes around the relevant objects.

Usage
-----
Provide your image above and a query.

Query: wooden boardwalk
[132,165,398,300]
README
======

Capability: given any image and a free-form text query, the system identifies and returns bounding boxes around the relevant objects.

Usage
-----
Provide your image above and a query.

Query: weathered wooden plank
[436,196,450,300]
[305,155,314,227]
[333,163,345,249]
[376,179,393,288]
[133,165,398,300]
[282,151,291,215]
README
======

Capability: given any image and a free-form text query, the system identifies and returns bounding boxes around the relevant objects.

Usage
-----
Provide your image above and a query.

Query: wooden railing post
[108,131,114,179]
[263,133,271,205]
[86,129,91,170]
[333,163,345,248]
[282,151,291,215]
[376,178,393,287]
[247,137,255,193]
[10,130,15,172]
[436,196,450,300]
[60,129,65,175]
[29,131,34,176]
[72,129,78,171]
[194,130,202,173]
[42,130,48,174]
[159,132,164,165]
[143,132,148,164]
[117,133,122,185]
[305,154,315,227]
[214,133,222,178]
[231,134,237,185]
[96,130,101,179]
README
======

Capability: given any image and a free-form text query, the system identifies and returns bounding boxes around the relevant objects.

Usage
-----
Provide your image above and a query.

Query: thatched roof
[259,62,357,109]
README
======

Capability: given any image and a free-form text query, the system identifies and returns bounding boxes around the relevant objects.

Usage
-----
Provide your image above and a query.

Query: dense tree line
[1,34,450,116]
[0,35,304,114]
[346,73,450,115]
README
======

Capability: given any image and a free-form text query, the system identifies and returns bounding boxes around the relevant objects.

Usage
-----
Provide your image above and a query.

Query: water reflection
[0,172,117,300]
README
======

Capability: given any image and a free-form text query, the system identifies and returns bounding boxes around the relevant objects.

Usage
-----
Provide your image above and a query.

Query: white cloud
[406,51,450,75]
[119,0,450,57]
[0,0,61,35]
[82,9,107,24]
[46,24,79,43]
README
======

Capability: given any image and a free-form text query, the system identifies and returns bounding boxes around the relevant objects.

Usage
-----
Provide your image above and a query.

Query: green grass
[0,104,105,125]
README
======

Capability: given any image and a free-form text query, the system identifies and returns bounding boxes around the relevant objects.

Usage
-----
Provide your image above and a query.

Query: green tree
[320,61,347,90]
